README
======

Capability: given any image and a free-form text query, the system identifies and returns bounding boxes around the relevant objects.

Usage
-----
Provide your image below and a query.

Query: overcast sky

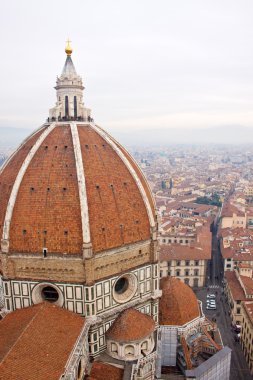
[1,0,253,140]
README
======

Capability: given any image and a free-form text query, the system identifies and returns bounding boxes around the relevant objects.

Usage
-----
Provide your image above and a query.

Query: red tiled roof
[225,271,246,301]
[89,362,124,380]
[106,308,155,343]
[243,301,253,325]
[0,127,47,251]
[221,203,244,217]
[0,124,155,256]
[0,302,84,380]
[159,243,211,261]
[221,243,253,261]
[240,275,253,296]
[159,277,200,326]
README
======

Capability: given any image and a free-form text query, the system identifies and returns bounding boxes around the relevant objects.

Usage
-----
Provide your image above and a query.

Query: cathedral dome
[159,277,200,326]
[0,45,156,257]
[0,122,155,255]
[106,308,155,343]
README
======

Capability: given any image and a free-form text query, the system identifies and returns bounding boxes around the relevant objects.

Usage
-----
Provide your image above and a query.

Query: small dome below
[159,277,200,326]
[106,308,155,343]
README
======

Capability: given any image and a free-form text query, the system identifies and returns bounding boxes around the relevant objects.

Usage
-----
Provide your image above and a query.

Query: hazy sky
[1,0,253,137]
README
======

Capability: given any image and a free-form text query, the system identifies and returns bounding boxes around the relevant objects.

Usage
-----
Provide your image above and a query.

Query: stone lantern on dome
[49,40,91,121]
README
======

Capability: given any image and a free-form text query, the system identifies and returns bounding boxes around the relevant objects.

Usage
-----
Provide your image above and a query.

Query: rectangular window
[195,260,199,266]
[176,261,181,266]
[185,260,190,266]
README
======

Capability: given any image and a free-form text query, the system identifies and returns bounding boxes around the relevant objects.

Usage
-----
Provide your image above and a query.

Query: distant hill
[0,124,253,150]
[111,125,253,146]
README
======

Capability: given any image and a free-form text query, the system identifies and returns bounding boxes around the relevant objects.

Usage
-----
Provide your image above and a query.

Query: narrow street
[195,226,252,380]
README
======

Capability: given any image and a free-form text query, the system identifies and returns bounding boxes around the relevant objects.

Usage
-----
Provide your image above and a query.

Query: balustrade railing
[47,116,94,123]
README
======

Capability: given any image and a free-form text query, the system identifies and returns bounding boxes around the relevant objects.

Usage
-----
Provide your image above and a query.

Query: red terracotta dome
[0,122,155,255]
[159,277,200,326]
[106,308,155,342]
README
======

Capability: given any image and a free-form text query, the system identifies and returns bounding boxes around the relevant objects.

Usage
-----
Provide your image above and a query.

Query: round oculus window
[41,286,59,303]
[113,274,137,304]
[115,277,129,294]
[32,283,64,307]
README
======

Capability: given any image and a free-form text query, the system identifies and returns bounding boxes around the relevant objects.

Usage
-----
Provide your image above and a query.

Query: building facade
[241,301,253,375]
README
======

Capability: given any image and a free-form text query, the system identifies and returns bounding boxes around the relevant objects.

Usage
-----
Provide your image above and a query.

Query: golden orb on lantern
[65,39,72,56]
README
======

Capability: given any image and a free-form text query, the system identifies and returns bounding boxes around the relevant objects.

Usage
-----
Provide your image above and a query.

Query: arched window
[125,345,135,357]
[77,360,82,380]
[74,96,77,119]
[111,343,118,354]
[141,340,149,355]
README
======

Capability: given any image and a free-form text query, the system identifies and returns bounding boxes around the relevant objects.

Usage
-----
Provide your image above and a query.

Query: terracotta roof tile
[159,243,211,261]
[240,275,253,296]
[0,123,154,256]
[159,277,200,326]
[0,302,84,380]
[9,125,82,254]
[89,362,124,380]
[106,308,155,343]
[0,126,47,245]
[78,125,151,253]
[225,271,246,301]
[221,203,245,217]
[243,301,253,325]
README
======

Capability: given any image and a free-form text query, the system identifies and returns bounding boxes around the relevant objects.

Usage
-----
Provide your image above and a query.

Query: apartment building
[159,225,211,287]
[220,228,253,271]
[224,265,253,326]
[241,301,253,375]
